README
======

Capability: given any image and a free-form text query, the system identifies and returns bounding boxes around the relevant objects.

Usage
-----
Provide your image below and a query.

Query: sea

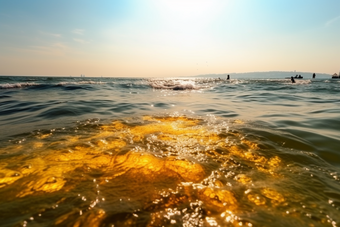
[0,72,339,227]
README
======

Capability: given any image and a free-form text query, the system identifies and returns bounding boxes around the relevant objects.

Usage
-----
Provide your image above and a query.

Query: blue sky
[0,0,339,77]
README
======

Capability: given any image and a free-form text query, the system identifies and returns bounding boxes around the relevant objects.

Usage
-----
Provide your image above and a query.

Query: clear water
[0,75,339,227]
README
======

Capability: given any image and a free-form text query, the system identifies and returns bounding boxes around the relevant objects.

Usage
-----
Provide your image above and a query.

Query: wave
[0,81,108,89]
[0,76,335,91]
[0,82,38,89]
[56,81,107,86]
[147,78,227,90]
[149,81,196,90]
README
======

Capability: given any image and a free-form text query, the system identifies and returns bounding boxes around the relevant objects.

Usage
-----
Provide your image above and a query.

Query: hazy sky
[1,0,339,77]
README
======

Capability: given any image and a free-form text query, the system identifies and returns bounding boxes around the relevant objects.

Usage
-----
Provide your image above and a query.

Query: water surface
[0,75,339,227]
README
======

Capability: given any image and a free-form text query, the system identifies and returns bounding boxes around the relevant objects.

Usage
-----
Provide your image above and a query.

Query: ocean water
[0,74,340,227]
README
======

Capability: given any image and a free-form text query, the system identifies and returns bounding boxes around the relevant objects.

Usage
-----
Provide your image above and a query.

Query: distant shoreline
[0,71,333,79]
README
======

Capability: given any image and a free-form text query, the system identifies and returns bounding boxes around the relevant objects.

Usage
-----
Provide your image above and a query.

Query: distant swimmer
[227,75,230,80]
[291,76,296,83]
[313,73,316,78]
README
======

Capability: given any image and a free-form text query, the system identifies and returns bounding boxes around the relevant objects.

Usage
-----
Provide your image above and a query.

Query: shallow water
[0,75,340,227]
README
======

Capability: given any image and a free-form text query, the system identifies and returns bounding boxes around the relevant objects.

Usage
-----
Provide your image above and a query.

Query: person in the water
[291,76,296,83]
[227,75,230,80]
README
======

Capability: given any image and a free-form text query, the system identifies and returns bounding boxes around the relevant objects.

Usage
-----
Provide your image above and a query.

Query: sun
[160,0,219,15]
[154,0,223,23]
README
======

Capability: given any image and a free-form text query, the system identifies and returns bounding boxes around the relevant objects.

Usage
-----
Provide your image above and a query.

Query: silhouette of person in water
[313,73,316,78]
[291,76,296,83]
[227,75,230,80]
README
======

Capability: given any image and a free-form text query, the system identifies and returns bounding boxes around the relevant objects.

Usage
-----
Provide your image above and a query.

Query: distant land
[0,71,334,78]
[194,71,332,79]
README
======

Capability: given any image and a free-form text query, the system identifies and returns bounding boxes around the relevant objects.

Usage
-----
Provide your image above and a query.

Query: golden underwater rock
[17,175,66,198]
[54,208,106,227]
[221,140,282,177]
[0,115,293,227]
[200,187,238,211]
[107,152,206,183]
[235,174,252,184]
[261,187,285,206]
[22,116,280,190]
[0,168,22,188]
[247,193,267,206]
[0,116,210,198]
[246,187,286,207]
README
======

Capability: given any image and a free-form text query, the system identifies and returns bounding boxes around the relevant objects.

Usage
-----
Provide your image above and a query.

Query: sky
[0,0,339,77]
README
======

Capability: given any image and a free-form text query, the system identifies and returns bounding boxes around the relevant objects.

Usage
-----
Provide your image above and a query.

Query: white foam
[0,82,37,89]
[56,81,106,86]
[149,79,197,90]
